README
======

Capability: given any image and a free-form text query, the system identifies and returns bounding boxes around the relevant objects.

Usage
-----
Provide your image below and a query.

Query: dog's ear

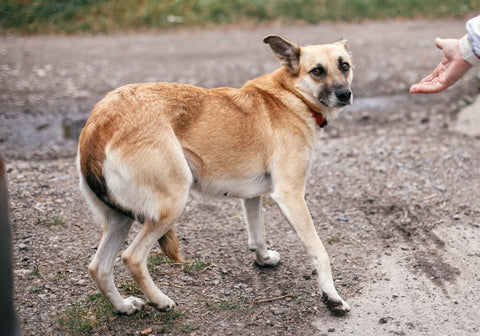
[263,34,301,75]
[335,38,351,55]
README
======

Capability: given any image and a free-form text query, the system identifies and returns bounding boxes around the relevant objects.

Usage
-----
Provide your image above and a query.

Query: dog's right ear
[263,34,300,75]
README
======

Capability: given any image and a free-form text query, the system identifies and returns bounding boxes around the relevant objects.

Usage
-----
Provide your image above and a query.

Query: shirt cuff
[459,34,480,66]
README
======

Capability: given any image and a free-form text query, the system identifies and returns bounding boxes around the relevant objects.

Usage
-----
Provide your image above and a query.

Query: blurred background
[2,0,479,34]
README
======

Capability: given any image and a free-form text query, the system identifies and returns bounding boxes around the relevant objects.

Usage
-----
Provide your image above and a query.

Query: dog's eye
[310,66,325,77]
[341,62,350,72]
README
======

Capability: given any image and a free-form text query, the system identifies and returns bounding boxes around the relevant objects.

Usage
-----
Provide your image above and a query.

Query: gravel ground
[2,18,480,335]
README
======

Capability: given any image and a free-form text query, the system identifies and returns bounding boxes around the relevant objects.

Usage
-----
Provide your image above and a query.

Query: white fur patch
[103,148,163,222]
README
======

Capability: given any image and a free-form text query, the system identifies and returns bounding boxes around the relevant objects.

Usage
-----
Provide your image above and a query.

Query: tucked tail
[158,229,184,263]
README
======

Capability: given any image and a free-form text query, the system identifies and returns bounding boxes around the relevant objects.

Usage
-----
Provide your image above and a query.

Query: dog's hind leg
[88,210,143,315]
[242,197,280,266]
[121,195,187,310]
[117,139,191,310]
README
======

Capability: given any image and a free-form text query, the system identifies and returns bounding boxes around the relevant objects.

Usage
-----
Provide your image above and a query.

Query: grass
[58,292,187,334]
[327,234,341,245]
[2,0,479,34]
[35,214,66,227]
[209,298,245,311]
[183,255,212,275]
[58,303,95,333]
[148,252,212,275]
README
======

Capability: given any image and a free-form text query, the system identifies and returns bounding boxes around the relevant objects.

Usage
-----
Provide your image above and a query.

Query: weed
[58,303,93,333]
[180,322,199,333]
[214,299,242,311]
[29,284,45,294]
[183,255,212,275]
[59,293,116,334]
[163,308,184,325]
[31,265,41,278]
[327,235,341,245]
[51,270,66,283]
[148,251,177,270]
[36,215,66,227]
[119,280,141,295]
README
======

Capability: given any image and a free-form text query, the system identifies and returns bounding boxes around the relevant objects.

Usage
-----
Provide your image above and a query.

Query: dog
[77,34,353,316]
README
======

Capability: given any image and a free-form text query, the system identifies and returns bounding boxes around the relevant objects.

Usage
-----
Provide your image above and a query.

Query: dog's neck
[269,68,327,128]
[289,86,328,128]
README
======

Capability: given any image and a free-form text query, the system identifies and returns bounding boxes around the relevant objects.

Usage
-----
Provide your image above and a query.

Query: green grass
[183,255,212,275]
[36,214,66,227]
[58,303,95,333]
[2,0,479,34]
[58,292,187,334]
[209,299,245,311]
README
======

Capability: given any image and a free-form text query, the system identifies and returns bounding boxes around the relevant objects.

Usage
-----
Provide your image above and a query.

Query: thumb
[434,37,445,50]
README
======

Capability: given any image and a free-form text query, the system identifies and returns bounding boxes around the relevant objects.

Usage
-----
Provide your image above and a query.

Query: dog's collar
[310,109,328,128]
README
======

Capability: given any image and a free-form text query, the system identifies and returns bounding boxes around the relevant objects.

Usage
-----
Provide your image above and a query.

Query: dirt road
[2,19,480,335]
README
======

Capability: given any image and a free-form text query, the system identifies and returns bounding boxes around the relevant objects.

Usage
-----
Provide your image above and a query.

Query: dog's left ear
[263,34,301,75]
[335,38,351,55]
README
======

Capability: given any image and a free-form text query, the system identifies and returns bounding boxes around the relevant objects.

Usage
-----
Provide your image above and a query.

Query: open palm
[410,38,472,94]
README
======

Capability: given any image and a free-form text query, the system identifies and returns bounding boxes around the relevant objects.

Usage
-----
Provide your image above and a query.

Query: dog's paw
[321,292,350,316]
[116,296,145,315]
[151,295,176,311]
[254,249,281,267]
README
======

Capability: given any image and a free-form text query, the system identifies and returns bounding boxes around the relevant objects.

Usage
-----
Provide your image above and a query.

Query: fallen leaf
[140,327,153,335]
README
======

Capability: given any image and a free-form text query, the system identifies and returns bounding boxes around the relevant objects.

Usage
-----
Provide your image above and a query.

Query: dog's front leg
[242,197,280,266]
[271,190,350,315]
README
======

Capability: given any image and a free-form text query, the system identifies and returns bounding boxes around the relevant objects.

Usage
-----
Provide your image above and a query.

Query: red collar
[310,109,328,128]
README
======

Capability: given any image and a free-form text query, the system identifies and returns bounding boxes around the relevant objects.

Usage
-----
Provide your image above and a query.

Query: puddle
[0,116,87,149]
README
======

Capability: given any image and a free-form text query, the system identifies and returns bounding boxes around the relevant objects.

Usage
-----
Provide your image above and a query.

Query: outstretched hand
[410,37,472,94]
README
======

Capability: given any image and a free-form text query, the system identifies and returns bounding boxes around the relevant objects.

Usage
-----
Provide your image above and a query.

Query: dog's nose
[335,88,351,103]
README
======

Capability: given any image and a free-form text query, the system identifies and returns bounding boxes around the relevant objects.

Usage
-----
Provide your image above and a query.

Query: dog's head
[264,34,353,122]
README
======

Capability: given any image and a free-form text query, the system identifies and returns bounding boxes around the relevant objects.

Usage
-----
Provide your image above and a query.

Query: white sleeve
[466,15,480,57]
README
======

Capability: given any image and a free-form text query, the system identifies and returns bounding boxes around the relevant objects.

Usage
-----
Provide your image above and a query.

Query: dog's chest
[191,173,273,199]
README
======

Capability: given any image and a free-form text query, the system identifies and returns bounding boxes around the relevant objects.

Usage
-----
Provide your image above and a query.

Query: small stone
[379,317,388,324]
[328,327,336,332]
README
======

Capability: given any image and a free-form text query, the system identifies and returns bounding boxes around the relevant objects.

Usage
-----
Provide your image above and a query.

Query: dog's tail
[158,229,184,263]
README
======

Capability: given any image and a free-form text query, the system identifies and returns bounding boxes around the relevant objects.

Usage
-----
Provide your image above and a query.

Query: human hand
[410,37,472,94]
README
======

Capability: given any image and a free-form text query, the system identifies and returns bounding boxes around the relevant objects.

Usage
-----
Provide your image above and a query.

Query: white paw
[321,292,350,316]
[116,296,145,315]
[255,249,281,267]
[151,294,176,311]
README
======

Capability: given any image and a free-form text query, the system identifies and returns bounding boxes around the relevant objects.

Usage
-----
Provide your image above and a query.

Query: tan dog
[78,34,353,316]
